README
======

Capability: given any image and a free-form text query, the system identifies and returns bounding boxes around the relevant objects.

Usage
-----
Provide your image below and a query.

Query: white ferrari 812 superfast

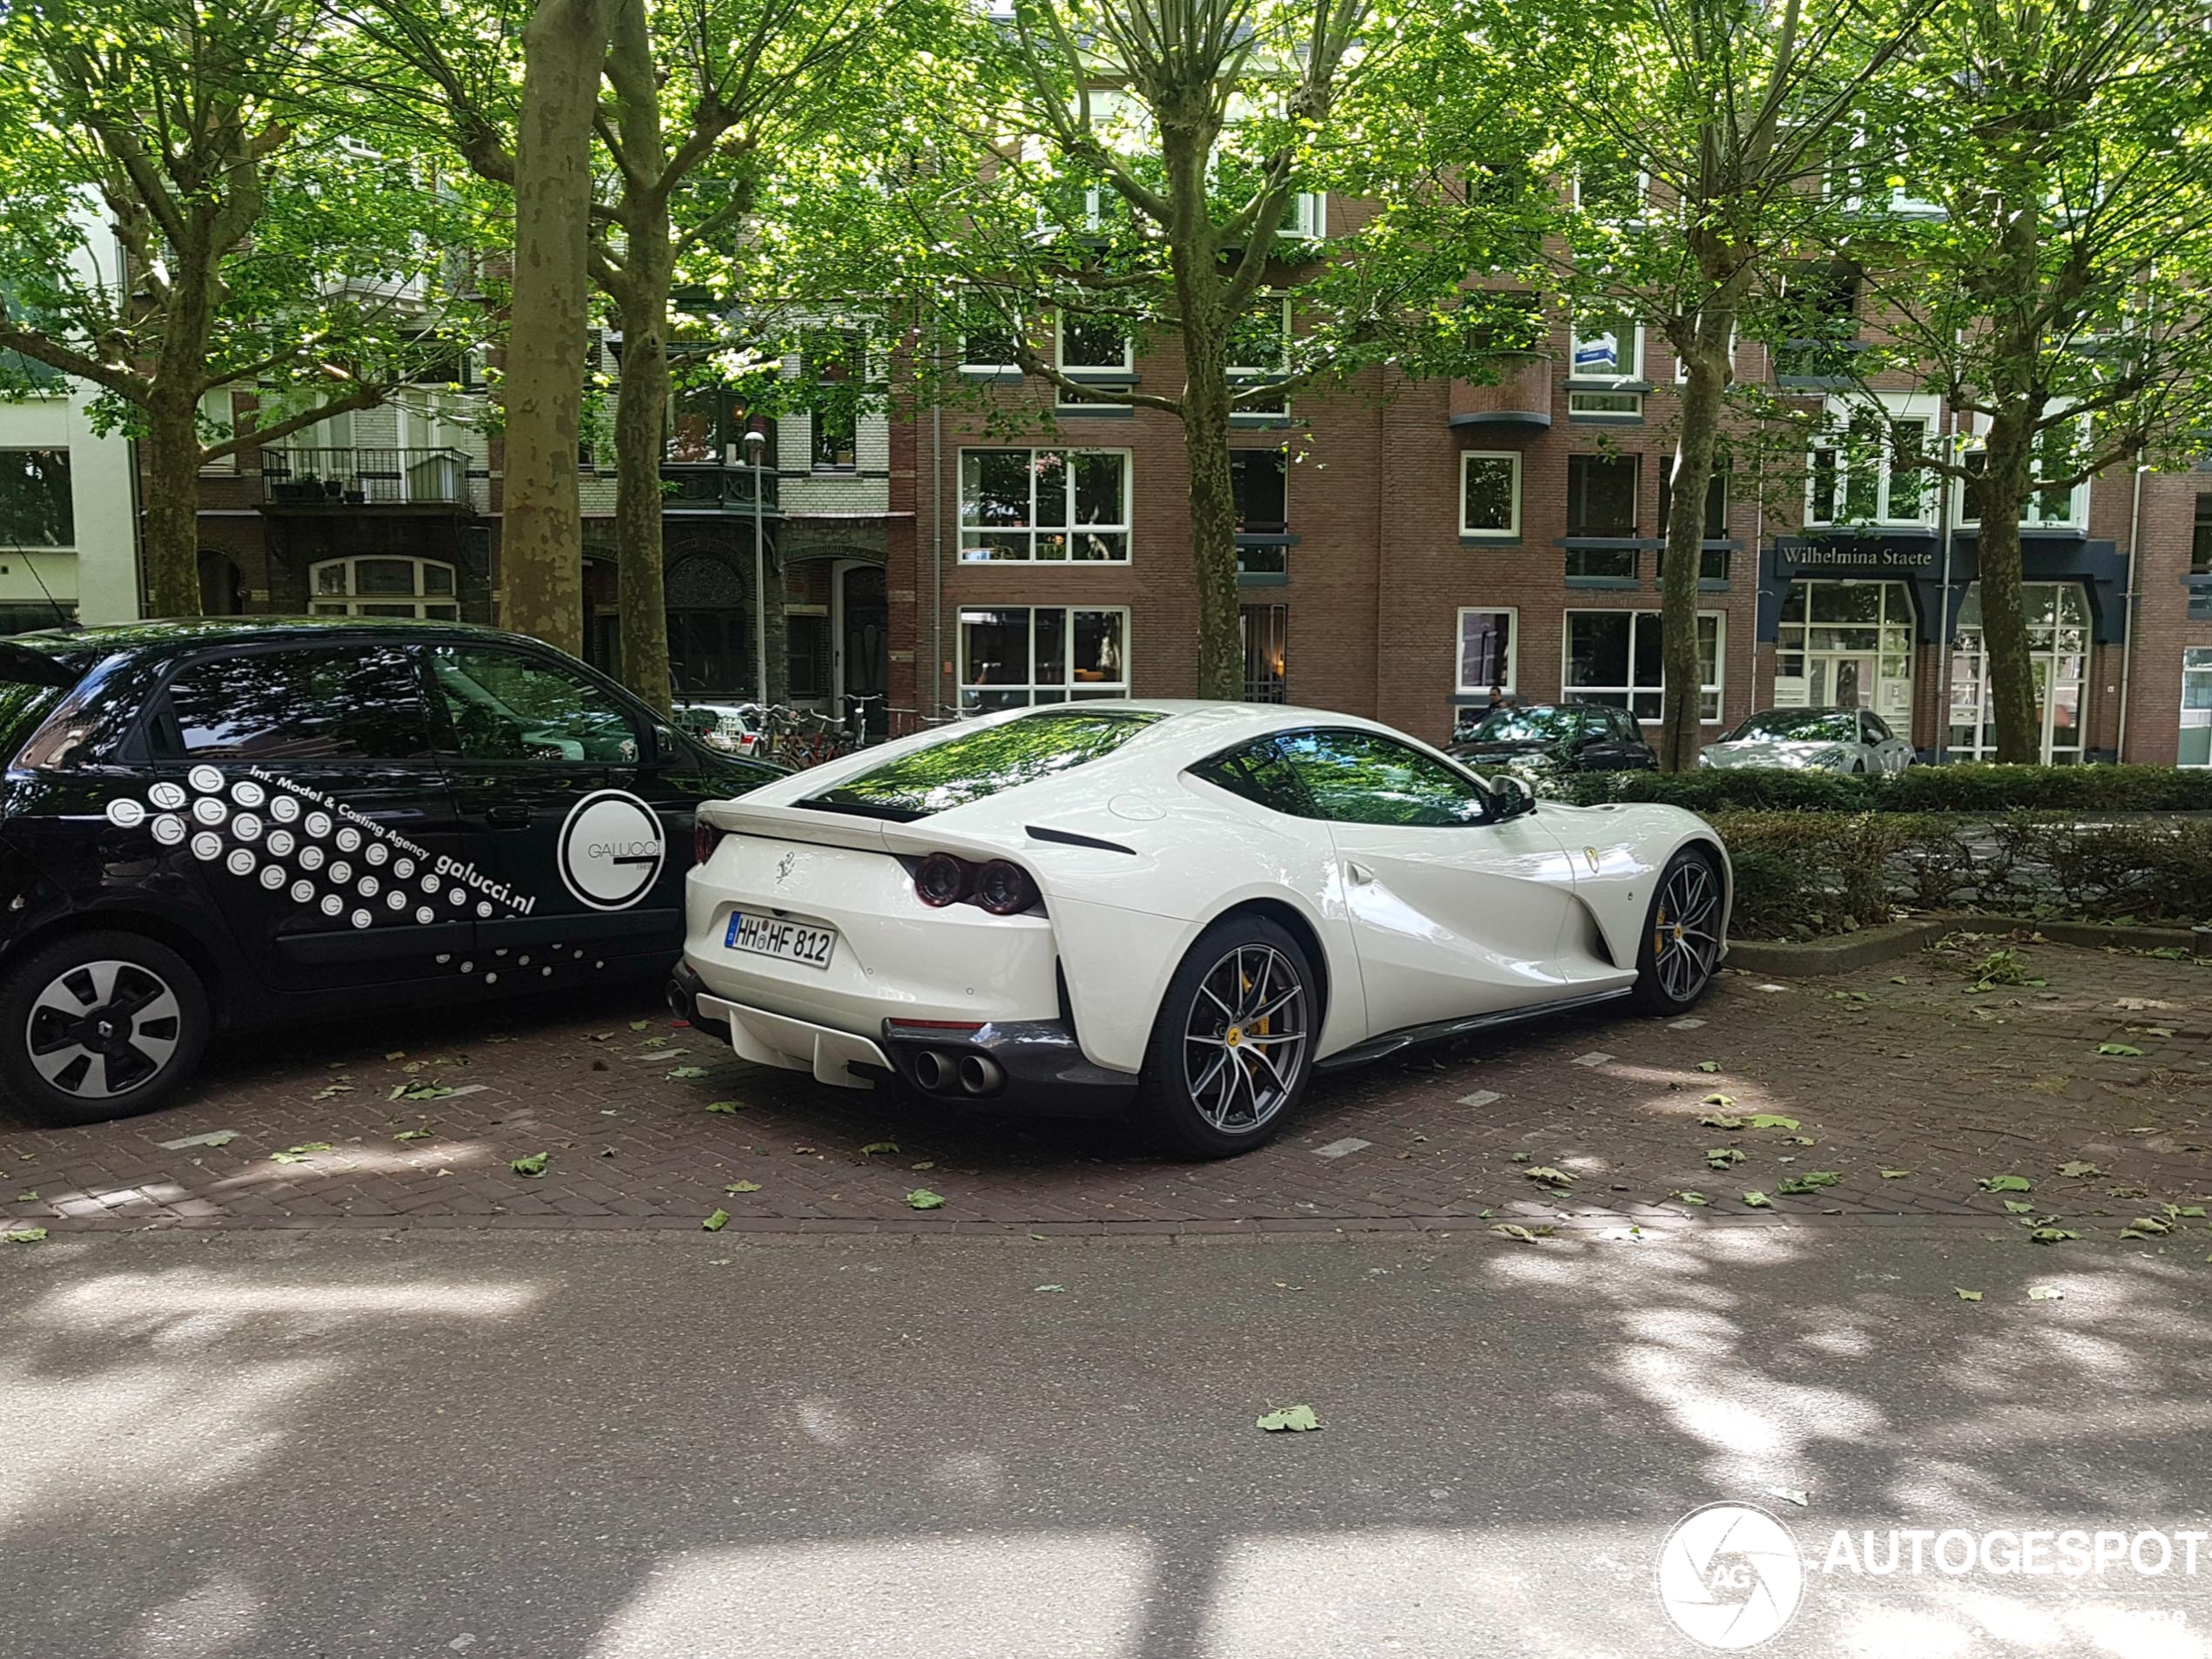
[674,702,1729,1157]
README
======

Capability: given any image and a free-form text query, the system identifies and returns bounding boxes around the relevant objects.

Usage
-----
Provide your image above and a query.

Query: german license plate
[724,911,836,969]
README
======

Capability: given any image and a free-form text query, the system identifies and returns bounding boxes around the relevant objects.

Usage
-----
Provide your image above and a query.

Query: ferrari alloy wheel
[1633,850,1724,1014]
[0,931,209,1123]
[1139,914,1317,1157]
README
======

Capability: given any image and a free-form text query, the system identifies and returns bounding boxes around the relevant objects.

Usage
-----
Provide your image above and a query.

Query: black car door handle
[487,805,532,828]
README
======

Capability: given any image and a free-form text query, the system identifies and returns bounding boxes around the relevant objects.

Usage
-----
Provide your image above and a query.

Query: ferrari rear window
[805,709,1166,820]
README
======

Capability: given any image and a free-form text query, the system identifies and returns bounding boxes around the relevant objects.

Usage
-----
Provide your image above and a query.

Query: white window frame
[1229,293,1291,417]
[1574,159,1649,221]
[1278,191,1326,241]
[1459,451,1521,538]
[1955,409,2091,530]
[1055,311,1135,379]
[2182,647,2212,768]
[1568,314,1644,417]
[1806,394,1939,528]
[198,389,238,474]
[958,605,1132,710]
[309,556,460,620]
[1562,608,1726,723]
[1673,327,1737,383]
[957,301,1022,373]
[1455,608,1518,695]
[957,448,1133,564]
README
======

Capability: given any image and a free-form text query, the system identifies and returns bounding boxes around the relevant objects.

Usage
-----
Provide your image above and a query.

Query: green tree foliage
[1833,0,2212,762]
[0,0,486,614]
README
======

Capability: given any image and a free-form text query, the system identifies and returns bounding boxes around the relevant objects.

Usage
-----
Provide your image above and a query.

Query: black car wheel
[1631,849,1725,1014]
[1136,914,1317,1158]
[0,931,210,1123]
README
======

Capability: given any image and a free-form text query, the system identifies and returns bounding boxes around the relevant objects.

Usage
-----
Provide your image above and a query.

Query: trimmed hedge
[1711,809,2212,939]
[1556,764,2212,815]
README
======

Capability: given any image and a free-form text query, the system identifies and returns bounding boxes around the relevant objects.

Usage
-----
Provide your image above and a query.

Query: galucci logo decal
[556,788,665,911]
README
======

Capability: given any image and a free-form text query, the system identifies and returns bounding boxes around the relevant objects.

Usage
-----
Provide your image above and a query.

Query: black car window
[158,646,435,761]
[1276,730,1492,827]
[1613,709,1642,743]
[810,710,1166,820]
[1863,712,1892,742]
[428,645,641,764]
[1191,737,1312,814]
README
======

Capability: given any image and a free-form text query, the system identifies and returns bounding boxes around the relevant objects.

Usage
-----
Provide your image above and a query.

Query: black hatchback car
[1449,702,1659,774]
[0,617,779,1123]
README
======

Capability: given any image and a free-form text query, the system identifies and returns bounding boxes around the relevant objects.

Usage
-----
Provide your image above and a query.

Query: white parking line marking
[1312,1137,1372,1159]
[1570,1052,1614,1068]
[1457,1089,1501,1109]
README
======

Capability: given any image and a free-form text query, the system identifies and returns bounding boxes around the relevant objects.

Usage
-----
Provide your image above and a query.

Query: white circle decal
[328,860,353,885]
[421,873,440,894]
[305,812,333,839]
[267,829,295,857]
[187,765,224,794]
[556,790,664,911]
[357,875,379,896]
[190,832,223,861]
[415,906,435,924]
[475,900,492,918]
[394,857,414,878]
[366,843,389,867]
[271,795,300,823]
[260,866,287,890]
[233,814,262,842]
[290,880,314,903]
[1657,1504,1804,1650]
[320,894,344,917]
[105,798,146,829]
[386,890,408,911]
[335,826,361,853]
[231,780,266,808]
[300,846,325,871]
[192,797,228,826]
[149,782,187,811]
[350,908,372,929]
[448,887,466,907]
[152,815,186,846]
[225,849,256,877]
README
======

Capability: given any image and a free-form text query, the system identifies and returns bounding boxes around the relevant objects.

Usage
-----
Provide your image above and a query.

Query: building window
[787,612,831,698]
[1230,295,1291,415]
[1569,309,1642,417]
[1460,453,1521,538]
[1574,152,1643,219]
[1775,262,1860,376]
[1455,609,1516,696]
[198,391,238,474]
[959,299,1020,371]
[805,329,860,472]
[1241,604,1288,703]
[1959,420,2087,529]
[1564,609,1723,721]
[2194,496,2212,577]
[1568,454,1639,536]
[1776,580,1915,718]
[1808,407,1931,526]
[958,449,1130,562]
[309,556,460,620]
[1278,191,1326,241]
[2182,649,2212,767]
[959,606,1129,711]
[0,448,73,547]
[1231,449,1287,533]
[1659,460,1728,539]
[1057,313,1133,373]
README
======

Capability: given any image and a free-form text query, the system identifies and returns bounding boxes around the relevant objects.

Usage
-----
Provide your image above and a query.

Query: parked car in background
[676,701,1728,1158]
[1699,707,1915,774]
[1449,702,1658,779]
[0,618,781,1123]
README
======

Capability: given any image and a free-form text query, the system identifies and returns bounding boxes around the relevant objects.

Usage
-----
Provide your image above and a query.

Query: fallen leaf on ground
[1490,1223,1553,1242]
[1695,1061,1721,1073]
[629,1020,649,1031]
[1778,1172,1841,1194]
[510,1153,548,1177]
[909,1161,935,1170]
[2030,1227,2079,1244]
[2057,1161,2103,1178]
[1742,1191,1772,1209]
[394,1128,435,1143]
[3,1228,46,1243]
[384,1049,406,1060]
[1524,1166,1575,1186]
[2097,1042,2145,1057]
[1034,1285,1066,1293]
[1979,1175,2033,1193]
[1701,1092,1736,1108]
[2027,1285,2064,1301]
[1706,1149,1745,1170]
[1880,1170,1913,1180]
[725,1180,762,1194]
[268,1142,333,1164]
[1256,1405,1321,1433]
[1771,1487,1811,1507]
[1745,1115,1800,1131]
[1955,1288,1983,1301]
[1699,1113,1744,1130]
[704,1101,740,1115]
[860,1142,900,1157]
[667,1066,707,1080]
[1670,1190,1710,1206]
[701,1209,729,1232]
[906,1188,946,1210]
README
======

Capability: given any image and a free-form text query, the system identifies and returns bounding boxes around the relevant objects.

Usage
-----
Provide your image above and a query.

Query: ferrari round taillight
[694,819,725,867]
[914,852,971,907]
[974,860,1038,915]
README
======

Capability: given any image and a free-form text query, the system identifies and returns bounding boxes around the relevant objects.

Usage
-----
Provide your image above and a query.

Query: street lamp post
[743,425,768,705]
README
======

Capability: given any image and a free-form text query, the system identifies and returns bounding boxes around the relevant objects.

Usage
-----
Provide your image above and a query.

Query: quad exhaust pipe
[908,1049,1005,1097]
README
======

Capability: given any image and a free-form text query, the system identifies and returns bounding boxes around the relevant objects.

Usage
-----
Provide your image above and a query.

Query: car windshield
[1468,707,1580,744]
[806,709,1167,820]
[1726,711,1857,744]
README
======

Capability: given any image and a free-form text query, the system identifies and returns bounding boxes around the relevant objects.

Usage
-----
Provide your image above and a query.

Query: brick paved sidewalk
[3,934,2209,1245]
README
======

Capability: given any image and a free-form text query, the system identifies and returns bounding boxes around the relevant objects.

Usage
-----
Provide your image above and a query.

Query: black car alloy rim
[1652,860,1722,1001]
[25,960,183,1099]
[1183,943,1309,1133]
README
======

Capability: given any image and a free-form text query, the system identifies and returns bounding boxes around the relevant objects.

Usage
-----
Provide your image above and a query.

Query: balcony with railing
[261,447,469,509]
[660,463,779,512]
[1448,354,1554,430]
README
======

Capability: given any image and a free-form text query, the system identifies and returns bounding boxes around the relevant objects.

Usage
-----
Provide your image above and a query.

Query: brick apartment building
[878,201,2212,767]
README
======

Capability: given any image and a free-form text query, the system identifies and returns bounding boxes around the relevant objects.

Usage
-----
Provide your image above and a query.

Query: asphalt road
[3,1225,2210,1658]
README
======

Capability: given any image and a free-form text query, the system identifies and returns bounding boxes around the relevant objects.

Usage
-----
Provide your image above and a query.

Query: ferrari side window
[1190,738,1309,814]
[1276,731,1491,828]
